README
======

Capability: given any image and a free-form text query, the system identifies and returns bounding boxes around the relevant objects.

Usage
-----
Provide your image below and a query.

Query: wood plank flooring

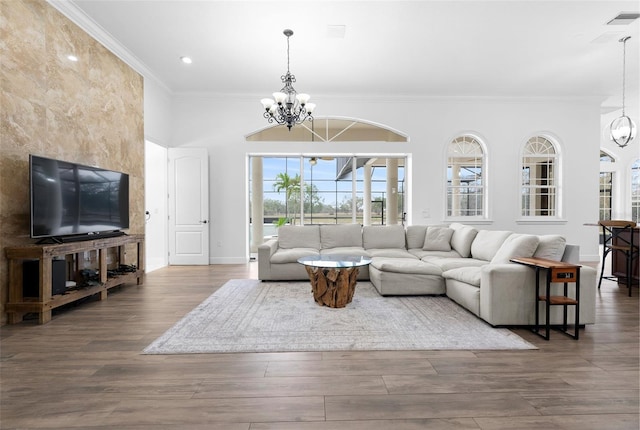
[1,263,638,429]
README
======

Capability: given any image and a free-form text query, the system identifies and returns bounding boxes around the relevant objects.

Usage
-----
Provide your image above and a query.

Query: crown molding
[46,0,172,94]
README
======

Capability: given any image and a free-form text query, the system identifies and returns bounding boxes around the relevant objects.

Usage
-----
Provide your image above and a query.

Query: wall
[0,0,144,324]
[144,79,173,147]
[169,94,603,263]
[144,140,168,272]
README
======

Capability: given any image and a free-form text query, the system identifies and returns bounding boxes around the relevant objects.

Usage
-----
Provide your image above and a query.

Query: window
[300,156,405,225]
[599,150,615,221]
[521,136,558,217]
[446,136,485,218]
[250,155,406,240]
[599,171,613,221]
[632,159,640,223]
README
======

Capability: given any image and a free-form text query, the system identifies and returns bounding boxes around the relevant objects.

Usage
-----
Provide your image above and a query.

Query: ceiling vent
[607,12,640,25]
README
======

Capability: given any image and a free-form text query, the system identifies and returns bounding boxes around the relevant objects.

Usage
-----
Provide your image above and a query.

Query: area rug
[143,279,536,354]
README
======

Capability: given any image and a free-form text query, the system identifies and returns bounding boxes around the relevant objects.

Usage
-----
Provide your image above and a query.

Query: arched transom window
[446,136,485,218]
[521,136,559,217]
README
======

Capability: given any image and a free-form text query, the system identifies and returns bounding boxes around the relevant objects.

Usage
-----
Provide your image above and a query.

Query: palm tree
[273,172,300,224]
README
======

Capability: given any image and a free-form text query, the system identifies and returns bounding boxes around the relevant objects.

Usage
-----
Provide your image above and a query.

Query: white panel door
[168,148,209,265]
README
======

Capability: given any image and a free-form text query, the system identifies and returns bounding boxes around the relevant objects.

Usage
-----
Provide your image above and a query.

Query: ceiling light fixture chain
[261,29,316,131]
[609,36,636,148]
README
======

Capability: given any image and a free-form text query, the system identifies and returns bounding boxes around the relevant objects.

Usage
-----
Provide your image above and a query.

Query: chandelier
[609,36,636,148]
[261,29,315,131]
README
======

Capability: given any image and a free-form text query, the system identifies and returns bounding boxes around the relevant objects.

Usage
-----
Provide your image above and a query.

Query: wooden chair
[598,220,639,296]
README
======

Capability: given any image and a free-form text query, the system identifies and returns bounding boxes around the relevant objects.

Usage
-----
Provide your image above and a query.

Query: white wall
[168,94,604,262]
[144,79,173,147]
[144,140,168,272]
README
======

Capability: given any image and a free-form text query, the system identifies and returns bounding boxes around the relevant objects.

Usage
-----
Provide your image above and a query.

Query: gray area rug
[144,279,536,354]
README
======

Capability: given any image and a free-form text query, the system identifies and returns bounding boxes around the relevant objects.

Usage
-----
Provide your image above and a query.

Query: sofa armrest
[479,263,597,326]
[258,239,279,280]
[259,238,279,257]
[479,264,536,326]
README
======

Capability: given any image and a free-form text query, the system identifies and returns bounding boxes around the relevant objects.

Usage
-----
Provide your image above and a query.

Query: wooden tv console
[5,234,144,324]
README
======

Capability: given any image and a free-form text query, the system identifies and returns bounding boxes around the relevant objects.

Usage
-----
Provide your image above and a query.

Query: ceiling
[54,1,639,110]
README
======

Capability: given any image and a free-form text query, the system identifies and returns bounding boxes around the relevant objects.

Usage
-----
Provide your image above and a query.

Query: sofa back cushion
[533,235,566,261]
[470,230,513,261]
[320,224,363,249]
[405,225,428,249]
[491,233,540,264]
[278,225,321,249]
[449,223,479,258]
[423,226,454,251]
[363,225,406,249]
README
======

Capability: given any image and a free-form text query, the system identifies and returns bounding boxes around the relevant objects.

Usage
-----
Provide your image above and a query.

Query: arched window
[632,159,640,223]
[446,136,485,218]
[521,136,559,217]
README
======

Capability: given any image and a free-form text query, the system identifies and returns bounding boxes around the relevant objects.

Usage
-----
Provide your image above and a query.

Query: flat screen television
[30,155,130,241]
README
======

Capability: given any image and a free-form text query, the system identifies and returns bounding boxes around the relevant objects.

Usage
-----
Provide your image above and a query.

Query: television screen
[30,155,130,239]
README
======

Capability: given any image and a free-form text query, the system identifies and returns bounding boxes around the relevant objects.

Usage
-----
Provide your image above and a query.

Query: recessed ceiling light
[180,56,193,64]
[67,55,78,62]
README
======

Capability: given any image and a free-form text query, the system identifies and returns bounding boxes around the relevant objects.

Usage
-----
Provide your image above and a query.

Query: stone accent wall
[0,0,144,324]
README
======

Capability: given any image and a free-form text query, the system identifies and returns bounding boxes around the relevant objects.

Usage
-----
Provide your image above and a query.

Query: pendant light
[609,36,636,148]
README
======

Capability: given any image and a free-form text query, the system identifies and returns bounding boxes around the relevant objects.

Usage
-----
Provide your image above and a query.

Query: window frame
[632,158,640,223]
[445,134,488,221]
[517,134,564,224]
[599,149,616,222]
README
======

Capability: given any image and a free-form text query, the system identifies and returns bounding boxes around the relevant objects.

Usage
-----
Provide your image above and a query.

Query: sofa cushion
[271,248,319,264]
[423,226,454,251]
[367,248,417,259]
[470,230,513,261]
[320,247,370,257]
[409,249,461,259]
[533,235,566,261]
[442,266,482,287]
[449,223,479,258]
[491,234,540,264]
[424,257,488,271]
[363,225,406,249]
[371,258,441,275]
[405,225,428,249]
[320,224,363,249]
[278,225,320,249]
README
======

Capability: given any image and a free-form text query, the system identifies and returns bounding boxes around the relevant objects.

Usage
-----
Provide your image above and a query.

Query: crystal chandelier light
[609,36,636,148]
[261,29,315,131]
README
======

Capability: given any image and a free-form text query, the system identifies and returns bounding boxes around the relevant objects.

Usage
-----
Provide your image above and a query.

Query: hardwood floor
[1,263,638,429]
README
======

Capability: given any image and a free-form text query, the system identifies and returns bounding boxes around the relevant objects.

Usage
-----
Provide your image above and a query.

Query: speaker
[23,260,67,297]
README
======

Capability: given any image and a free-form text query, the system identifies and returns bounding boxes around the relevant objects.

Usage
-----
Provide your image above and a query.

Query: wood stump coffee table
[297,255,372,308]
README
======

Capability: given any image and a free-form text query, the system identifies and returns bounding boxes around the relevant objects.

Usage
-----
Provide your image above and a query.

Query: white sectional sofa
[258,223,597,327]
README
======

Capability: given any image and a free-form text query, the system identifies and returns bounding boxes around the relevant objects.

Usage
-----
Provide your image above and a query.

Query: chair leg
[598,249,609,289]
[626,251,633,297]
